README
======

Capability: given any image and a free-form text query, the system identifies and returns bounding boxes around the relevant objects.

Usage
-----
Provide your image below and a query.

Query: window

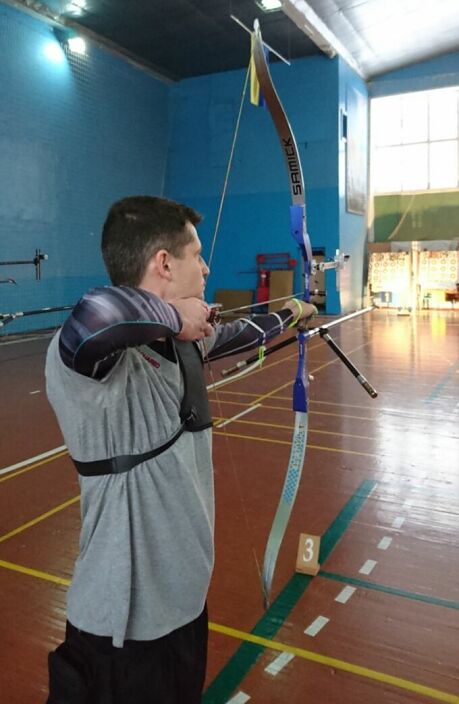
[371,87,459,193]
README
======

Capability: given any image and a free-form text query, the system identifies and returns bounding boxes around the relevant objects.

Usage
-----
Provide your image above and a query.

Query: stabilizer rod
[319,329,377,398]
[220,306,377,400]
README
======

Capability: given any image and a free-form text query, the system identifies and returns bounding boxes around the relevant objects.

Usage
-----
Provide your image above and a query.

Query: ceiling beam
[281,0,366,78]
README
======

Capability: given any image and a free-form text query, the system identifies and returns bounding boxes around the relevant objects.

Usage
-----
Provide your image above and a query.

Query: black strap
[174,340,212,432]
[72,422,186,477]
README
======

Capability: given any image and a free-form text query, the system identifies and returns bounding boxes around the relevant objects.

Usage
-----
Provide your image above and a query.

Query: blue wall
[0,3,169,334]
[2,2,457,334]
[337,58,369,313]
[369,51,459,97]
[165,55,342,313]
[0,2,368,331]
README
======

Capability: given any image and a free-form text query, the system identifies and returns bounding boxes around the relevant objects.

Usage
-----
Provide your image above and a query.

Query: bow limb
[252,21,313,606]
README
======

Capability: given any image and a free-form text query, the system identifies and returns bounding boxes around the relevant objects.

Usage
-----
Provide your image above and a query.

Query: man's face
[168,223,209,300]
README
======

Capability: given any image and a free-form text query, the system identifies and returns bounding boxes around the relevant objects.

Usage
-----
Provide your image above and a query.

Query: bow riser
[290,205,312,301]
[293,334,308,413]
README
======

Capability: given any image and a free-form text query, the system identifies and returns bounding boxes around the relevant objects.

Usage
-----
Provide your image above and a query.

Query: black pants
[47,606,208,704]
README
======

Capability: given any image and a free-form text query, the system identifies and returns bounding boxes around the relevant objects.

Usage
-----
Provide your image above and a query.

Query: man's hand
[170,298,214,341]
[282,299,318,324]
[282,299,317,381]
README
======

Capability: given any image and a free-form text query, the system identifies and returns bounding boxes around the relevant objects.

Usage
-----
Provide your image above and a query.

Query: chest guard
[174,340,213,432]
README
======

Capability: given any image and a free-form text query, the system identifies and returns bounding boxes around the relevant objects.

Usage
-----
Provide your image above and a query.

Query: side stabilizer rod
[319,329,377,398]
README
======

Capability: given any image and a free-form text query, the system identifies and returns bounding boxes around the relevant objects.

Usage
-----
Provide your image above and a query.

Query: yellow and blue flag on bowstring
[250,33,268,107]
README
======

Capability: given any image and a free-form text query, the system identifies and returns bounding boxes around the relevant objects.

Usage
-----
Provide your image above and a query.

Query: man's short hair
[101,195,202,286]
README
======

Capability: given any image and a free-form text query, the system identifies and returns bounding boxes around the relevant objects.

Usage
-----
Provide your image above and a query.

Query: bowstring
[207,63,250,274]
[203,60,262,583]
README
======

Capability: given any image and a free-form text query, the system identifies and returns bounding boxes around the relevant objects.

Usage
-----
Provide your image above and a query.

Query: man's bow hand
[282,299,318,328]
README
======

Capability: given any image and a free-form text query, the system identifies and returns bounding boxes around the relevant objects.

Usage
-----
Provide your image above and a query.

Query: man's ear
[153,249,172,280]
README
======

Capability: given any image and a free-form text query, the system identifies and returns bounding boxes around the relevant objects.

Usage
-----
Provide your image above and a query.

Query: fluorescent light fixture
[256,0,282,12]
[67,36,86,54]
[282,0,364,76]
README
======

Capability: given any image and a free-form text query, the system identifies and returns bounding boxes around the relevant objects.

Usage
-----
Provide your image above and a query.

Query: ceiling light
[67,0,87,12]
[44,41,65,63]
[256,0,283,13]
[67,36,86,55]
[53,27,87,55]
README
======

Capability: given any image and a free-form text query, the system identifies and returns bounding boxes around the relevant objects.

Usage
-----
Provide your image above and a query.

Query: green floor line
[320,571,459,610]
[203,478,377,703]
[425,360,459,403]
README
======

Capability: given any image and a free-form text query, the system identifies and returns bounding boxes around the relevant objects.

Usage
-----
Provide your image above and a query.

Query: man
[45,195,315,703]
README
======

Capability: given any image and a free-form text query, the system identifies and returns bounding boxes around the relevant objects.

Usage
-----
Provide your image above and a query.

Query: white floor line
[335,585,356,604]
[226,693,250,704]
[264,652,295,675]
[0,399,257,475]
[0,333,54,346]
[359,559,377,575]
[392,516,405,529]
[0,445,67,476]
[207,360,261,391]
[378,536,393,550]
[215,404,261,428]
[304,615,329,636]
[29,390,41,395]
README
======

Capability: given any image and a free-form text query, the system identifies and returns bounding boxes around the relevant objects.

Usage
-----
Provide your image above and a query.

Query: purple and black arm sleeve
[206,309,295,361]
[58,286,182,378]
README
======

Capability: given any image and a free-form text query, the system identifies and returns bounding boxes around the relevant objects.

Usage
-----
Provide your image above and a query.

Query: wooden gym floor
[0,309,458,703]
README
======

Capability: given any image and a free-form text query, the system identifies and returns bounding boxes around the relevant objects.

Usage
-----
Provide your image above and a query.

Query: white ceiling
[299,0,459,78]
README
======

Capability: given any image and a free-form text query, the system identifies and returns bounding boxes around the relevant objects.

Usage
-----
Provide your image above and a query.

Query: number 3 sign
[296,533,321,576]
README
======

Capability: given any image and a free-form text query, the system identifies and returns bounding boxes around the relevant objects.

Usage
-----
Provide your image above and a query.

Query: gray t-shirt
[45,284,292,648]
[46,335,214,647]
